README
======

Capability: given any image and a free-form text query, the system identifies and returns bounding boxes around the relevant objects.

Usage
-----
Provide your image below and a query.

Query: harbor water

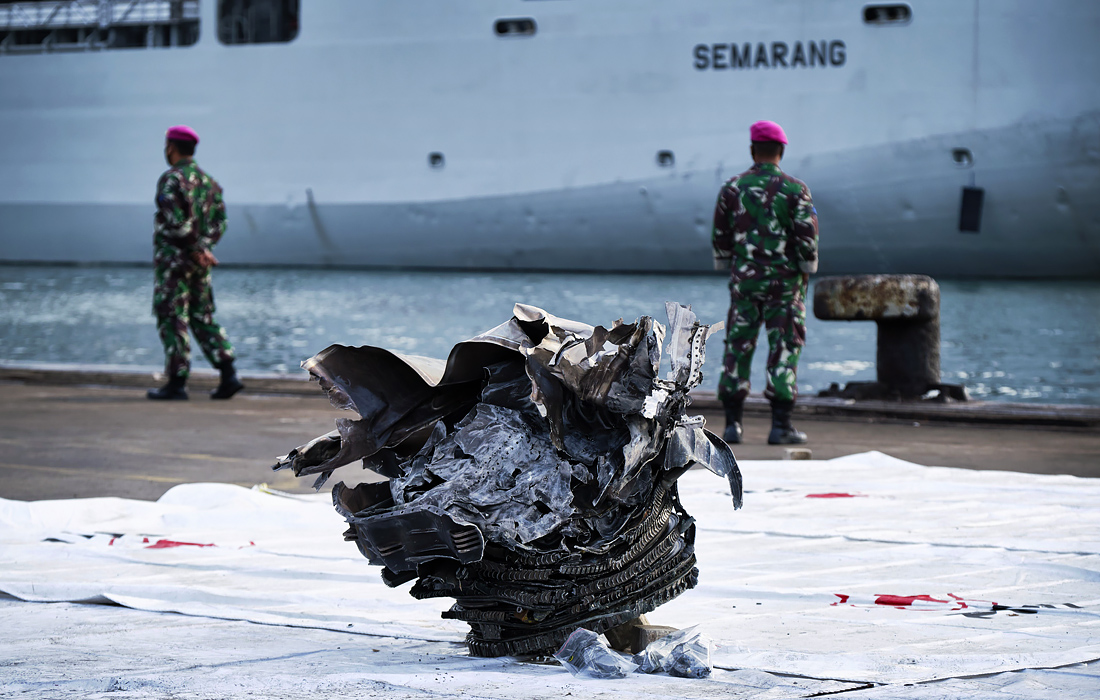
[0,265,1097,405]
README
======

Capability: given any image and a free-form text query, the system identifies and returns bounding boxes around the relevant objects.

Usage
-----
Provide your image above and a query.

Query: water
[1,265,1097,405]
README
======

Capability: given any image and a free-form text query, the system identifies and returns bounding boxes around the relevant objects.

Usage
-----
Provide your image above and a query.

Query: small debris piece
[785,448,813,460]
[632,625,713,678]
[554,628,638,679]
[274,303,742,657]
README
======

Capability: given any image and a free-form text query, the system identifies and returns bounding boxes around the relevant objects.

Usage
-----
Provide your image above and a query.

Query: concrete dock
[3,367,1099,700]
[1,367,1097,502]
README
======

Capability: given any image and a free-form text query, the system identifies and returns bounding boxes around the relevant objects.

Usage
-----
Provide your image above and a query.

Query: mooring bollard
[813,274,967,401]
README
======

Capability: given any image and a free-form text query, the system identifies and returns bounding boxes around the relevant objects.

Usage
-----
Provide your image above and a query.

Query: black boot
[211,361,244,400]
[768,400,807,445]
[148,375,188,401]
[722,397,744,444]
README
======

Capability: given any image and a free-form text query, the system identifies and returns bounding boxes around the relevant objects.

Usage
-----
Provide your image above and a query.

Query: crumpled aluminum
[273,302,742,656]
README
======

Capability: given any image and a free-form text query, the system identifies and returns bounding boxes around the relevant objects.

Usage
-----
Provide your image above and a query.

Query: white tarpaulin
[2,451,1098,698]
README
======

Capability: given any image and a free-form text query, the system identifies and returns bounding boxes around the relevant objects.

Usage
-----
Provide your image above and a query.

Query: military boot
[767,400,807,445]
[148,375,188,401]
[211,361,245,400]
[721,396,745,444]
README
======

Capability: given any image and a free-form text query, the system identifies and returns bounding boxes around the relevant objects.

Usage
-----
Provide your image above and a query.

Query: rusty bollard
[813,275,966,401]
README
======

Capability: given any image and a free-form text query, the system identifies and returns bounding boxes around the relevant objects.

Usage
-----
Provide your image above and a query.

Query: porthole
[495,18,537,37]
[863,4,912,25]
[656,150,675,167]
[952,148,973,168]
[428,152,445,169]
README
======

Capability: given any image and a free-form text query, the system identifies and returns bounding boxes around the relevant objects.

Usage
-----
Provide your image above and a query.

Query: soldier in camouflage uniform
[147,125,243,401]
[711,121,818,444]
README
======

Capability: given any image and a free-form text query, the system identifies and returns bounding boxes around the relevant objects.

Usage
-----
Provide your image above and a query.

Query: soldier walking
[711,121,818,444]
[147,125,244,401]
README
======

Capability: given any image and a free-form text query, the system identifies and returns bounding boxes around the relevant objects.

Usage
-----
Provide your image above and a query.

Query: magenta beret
[165,125,199,144]
[749,120,787,144]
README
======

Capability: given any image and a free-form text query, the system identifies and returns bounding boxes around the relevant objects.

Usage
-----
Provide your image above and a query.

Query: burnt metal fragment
[273,302,741,657]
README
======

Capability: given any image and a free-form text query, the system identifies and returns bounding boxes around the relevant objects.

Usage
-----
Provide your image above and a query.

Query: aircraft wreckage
[274,302,742,657]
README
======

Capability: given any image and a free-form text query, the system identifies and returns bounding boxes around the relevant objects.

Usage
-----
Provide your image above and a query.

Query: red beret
[749,120,787,145]
[165,125,199,144]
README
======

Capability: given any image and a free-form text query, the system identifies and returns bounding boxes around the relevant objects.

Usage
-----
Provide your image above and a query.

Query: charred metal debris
[273,302,742,657]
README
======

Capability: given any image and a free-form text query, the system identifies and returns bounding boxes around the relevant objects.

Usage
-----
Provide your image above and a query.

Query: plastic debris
[554,628,639,679]
[632,625,714,678]
[273,302,742,657]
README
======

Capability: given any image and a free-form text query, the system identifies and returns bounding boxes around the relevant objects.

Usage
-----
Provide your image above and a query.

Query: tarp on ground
[1,452,1099,691]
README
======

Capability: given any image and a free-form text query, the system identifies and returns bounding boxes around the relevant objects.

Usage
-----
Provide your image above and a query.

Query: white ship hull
[1,0,1098,276]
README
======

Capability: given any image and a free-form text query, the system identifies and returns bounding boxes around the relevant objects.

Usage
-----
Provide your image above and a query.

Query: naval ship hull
[1,0,1098,277]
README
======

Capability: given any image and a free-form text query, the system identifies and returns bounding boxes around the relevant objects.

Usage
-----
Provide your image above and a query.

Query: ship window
[428,152,445,169]
[0,0,200,54]
[863,4,912,25]
[218,0,298,45]
[495,18,536,37]
[656,150,675,167]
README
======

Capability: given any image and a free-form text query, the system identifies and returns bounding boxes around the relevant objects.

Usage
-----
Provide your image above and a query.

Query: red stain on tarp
[806,493,863,498]
[875,594,949,607]
[144,539,215,549]
[832,593,976,611]
[947,593,969,609]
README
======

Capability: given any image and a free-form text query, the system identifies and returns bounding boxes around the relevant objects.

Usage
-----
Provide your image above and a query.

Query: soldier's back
[727,163,810,279]
[177,161,224,239]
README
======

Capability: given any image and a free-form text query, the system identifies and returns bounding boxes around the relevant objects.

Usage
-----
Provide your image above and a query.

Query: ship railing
[0,0,198,31]
[0,0,198,53]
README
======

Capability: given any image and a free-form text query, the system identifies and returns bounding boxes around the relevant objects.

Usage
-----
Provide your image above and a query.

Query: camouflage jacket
[153,158,227,266]
[711,162,819,280]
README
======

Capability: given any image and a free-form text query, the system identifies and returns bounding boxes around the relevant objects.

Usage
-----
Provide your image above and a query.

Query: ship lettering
[694,41,846,70]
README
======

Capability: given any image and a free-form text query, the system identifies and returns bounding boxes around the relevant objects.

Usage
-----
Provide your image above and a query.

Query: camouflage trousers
[153,261,235,380]
[717,275,807,405]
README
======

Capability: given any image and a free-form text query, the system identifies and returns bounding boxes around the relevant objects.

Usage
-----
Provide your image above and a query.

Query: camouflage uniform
[712,162,819,404]
[153,158,235,380]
